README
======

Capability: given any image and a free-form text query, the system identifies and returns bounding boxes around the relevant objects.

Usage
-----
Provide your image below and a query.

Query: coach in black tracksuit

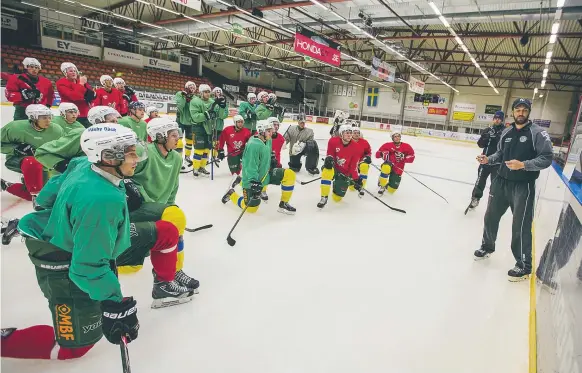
[470,110,506,208]
[474,98,553,281]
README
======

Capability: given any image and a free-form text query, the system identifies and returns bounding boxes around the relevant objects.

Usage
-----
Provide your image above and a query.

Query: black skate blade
[227,235,236,246]
[508,274,530,282]
[151,293,194,309]
[185,224,213,232]
[277,207,295,215]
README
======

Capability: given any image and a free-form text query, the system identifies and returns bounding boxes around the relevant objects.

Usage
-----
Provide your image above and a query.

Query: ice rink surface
[1,108,565,373]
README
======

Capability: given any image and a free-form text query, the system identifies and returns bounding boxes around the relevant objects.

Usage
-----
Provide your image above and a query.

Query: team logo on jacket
[519,136,527,142]
[336,158,346,167]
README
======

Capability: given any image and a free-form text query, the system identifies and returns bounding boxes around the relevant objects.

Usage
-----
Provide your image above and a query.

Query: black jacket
[488,121,553,182]
[477,124,505,157]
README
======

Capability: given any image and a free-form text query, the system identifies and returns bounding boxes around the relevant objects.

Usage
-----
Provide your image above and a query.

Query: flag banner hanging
[370,57,396,83]
[367,87,379,107]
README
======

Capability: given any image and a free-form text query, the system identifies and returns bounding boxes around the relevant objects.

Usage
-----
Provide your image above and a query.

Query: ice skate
[473,248,492,261]
[317,196,328,209]
[32,196,44,211]
[198,167,210,177]
[1,179,12,192]
[180,158,193,173]
[222,188,235,204]
[464,198,480,215]
[260,191,269,202]
[2,219,20,245]
[175,269,200,294]
[507,266,530,282]
[278,201,296,215]
[151,276,194,309]
[231,174,242,187]
[307,168,320,176]
[377,185,386,195]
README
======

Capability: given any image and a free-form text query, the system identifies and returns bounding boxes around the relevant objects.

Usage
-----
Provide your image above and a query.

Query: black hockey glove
[123,94,131,102]
[215,96,227,108]
[266,104,274,111]
[14,143,34,157]
[249,180,262,200]
[217,149,225,161]
[323,155,334,170]
[363,155,372,164]
[204,111,216,121]
[53,159,70,174]
[125,86,135,96]
[124,180,144,212]
[101,297,139,345]
[352,178,363,191]
[84,88,96,103]
[21,88,41,101]
[251,113,257,120]
[270,152,278,169]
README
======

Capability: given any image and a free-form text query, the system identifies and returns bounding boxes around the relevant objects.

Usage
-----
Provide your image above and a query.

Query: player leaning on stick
[466,110,505,212]
[221,120,297,214]
[317,124,362,209]
[216,114,252,176]
[1,125,193,361]
[189,84,228,177]
[239,92,258,132]
[375,132,415,195]
[474,98,553,281]
[175,81,197,173]
[1,105,63,205]
[118,118,199,291]
[349,126,372,196]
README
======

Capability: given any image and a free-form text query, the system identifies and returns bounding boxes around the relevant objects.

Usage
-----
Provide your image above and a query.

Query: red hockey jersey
[6,73,54,108]
[56,78,93,117]
[375,142,415,176]
[218,125,252,156]
[93,87,123,110]
[326,137,360,180]
[352,137,372,161]
[119,89,138,116]
[271,132,285,166]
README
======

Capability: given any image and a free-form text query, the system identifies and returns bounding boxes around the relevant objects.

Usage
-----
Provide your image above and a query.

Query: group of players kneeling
[0,102,414,362]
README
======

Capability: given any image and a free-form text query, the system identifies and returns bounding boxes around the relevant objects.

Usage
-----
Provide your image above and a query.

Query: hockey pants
[320,169,351,201]
[377,162,401,193]
[349,162,370,191]
[288,140,319,171]
[177,123,194,159]
[192,125,211,170]
[4,156,45,201]
[480,177,535,272]
[230,168,296,213]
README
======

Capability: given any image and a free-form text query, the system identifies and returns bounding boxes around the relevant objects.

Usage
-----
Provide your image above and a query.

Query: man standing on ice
[473,98,553,281]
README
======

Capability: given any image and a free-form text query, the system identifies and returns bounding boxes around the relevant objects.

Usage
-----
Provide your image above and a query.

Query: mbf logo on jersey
[335,147,340,152]
[336,158,346,167]
[233,140,243,149]
[520,136,528,142]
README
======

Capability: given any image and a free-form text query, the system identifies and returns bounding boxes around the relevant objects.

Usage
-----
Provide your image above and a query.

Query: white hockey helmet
[351,126,361,134]
[113,77,125,86]
[267,92,277,103]
[88,106,121,125]
[267,117,279,127]
[247,93,256,101]
[60,62,78,75]
[59,102,79,116]
[212,87,223,95]
[185,81,196,90]
[145,106,159,117]
[22,57,41,69]
[257,91,269,101]
[100,75,114,86]
[198,84,211,93]
[147,118,180,143]
[233,114,244,124]
[256,119,274,134]
[25,104,53,120]
[81,124,144,164]
[338,124,353,136]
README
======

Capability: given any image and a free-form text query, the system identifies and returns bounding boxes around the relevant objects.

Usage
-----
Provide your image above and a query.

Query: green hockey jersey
[189,96,228,135]
[132,143,182,204]
[175,91,195,125]
[241,136,273,189]
[238,101,257,131]
[119,116,148,142]
[51,116,84,134]
[35,127,84,171]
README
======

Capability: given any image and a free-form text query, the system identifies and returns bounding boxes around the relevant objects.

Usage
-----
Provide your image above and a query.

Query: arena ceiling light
[306,0,459,92]
[427,1,497,94]
[540,1,565,90]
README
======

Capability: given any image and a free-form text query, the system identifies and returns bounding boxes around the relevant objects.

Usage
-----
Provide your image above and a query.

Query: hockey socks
[150,220,180,282]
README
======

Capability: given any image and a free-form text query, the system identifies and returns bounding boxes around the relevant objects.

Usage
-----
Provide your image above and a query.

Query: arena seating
[1,45,212,93]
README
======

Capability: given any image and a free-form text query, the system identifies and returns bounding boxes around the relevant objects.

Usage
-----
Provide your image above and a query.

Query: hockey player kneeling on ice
[189,84,228,177]
[318,125,362,209]
[216,114,251,176]
[118,118,199,292]
[118,101,148,142]
[53,103,84,134]
[375,132,415,195]
[1,125,193,362]
[284,115,319,175]
[222,120,296,214]
[1,104,63,208]
[349,127,372,196]
[35,106,121,175]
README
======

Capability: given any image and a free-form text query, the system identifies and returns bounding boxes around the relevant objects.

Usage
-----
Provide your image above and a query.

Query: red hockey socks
[150,220,179,282]
[1,325,94,360]
[21,156,44,194]
[5,183,32,201]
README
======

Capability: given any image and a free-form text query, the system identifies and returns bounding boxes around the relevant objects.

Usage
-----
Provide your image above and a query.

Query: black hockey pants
[472,164,499,199]
[480,177,535,272]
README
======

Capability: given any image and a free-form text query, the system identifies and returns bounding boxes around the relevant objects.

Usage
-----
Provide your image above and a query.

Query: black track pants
[472,165,498,199]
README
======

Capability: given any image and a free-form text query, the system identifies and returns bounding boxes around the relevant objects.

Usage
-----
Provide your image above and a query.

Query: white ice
[1,112,565,373]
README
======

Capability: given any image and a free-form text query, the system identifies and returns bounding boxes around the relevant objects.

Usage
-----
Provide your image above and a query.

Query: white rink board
[1,105,564,373]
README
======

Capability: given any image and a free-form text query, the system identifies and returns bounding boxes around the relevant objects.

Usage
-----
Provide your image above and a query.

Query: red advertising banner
[294,26,341,67]
[427,107,448,116]
[316,116,330,123]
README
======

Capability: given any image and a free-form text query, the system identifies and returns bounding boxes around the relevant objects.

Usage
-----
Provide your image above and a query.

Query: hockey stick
[371,163,449,204]
[361,188,406,214]
[185,224,213,232]
[120,335,132,373]
[300,177,321,185]
[226,205,249,246]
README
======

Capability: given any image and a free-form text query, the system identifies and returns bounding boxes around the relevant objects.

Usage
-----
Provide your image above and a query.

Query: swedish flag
[367,87,378,107]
